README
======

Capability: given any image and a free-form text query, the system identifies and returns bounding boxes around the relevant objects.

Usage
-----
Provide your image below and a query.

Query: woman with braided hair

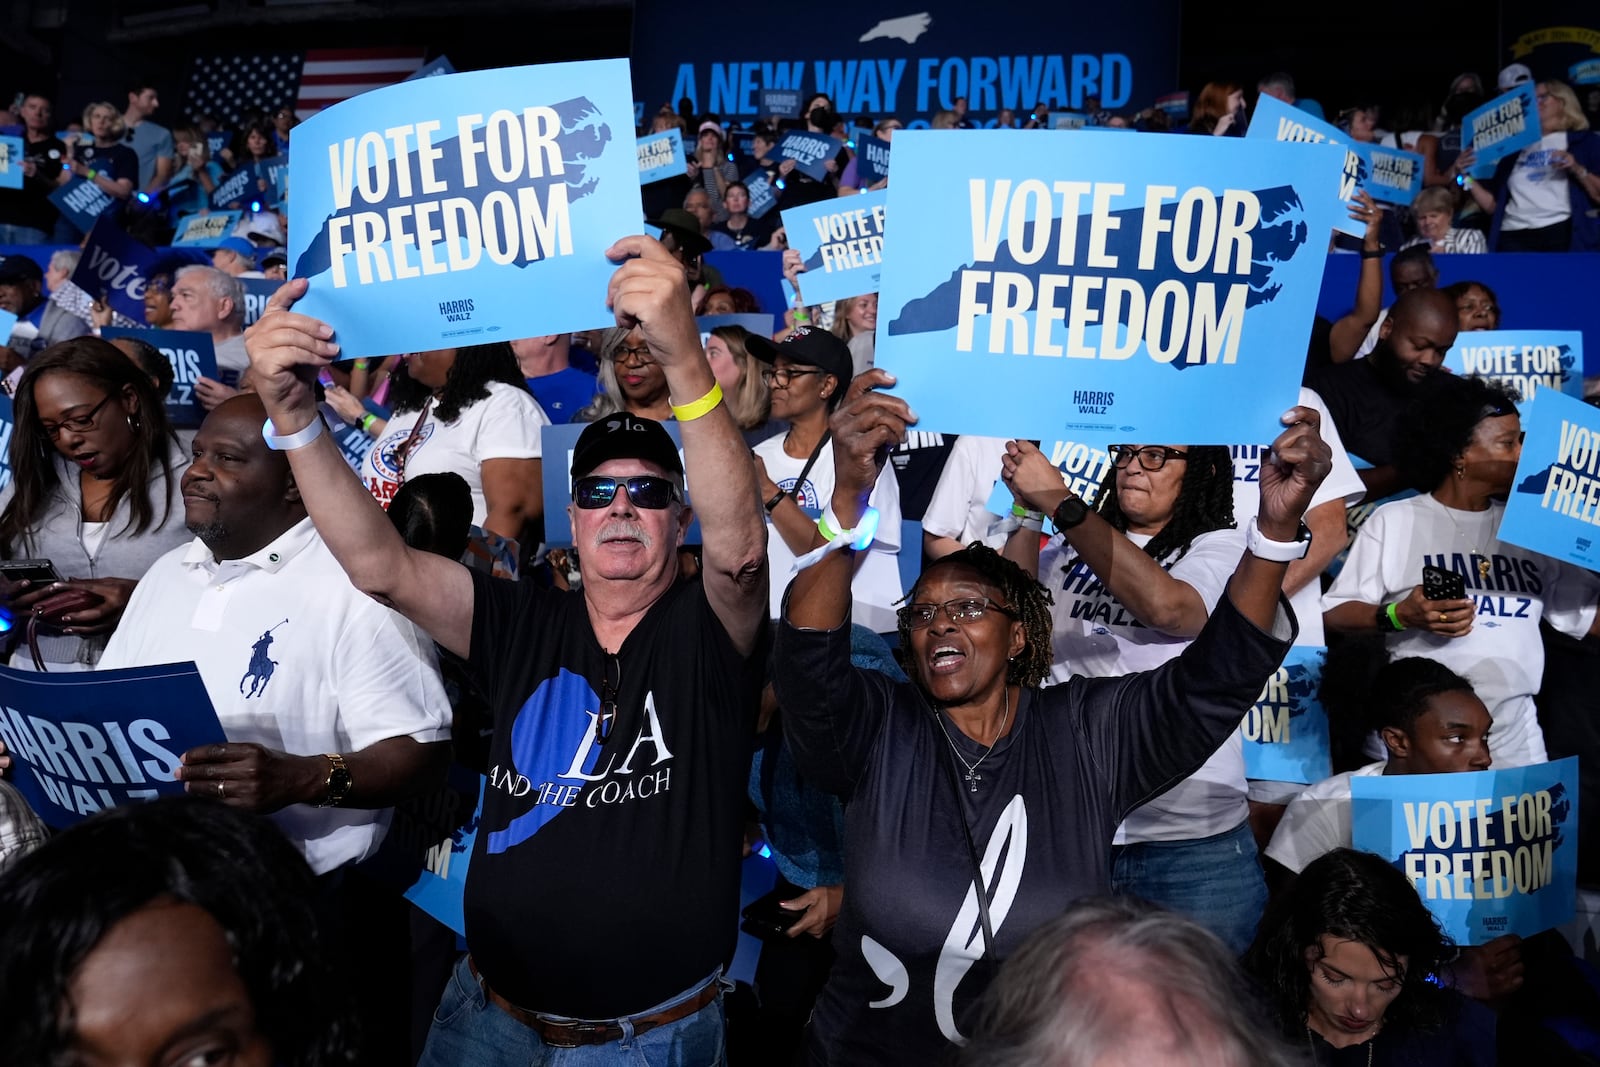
[771,369,1331,1066]
[1001,440,1270,956]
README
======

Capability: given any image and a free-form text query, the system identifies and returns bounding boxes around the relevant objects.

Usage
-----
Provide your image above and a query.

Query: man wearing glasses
[245,236,769,1065]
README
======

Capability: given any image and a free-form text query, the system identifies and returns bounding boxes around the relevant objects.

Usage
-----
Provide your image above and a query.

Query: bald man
[1309,287,1459,498]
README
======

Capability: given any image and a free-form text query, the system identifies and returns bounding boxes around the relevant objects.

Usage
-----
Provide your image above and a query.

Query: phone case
[1422,564,1467,602]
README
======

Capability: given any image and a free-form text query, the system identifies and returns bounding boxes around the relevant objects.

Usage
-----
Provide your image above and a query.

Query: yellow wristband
[670,381,723,422]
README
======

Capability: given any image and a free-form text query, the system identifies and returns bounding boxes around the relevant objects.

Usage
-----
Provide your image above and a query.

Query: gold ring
[1437,611,1447,622]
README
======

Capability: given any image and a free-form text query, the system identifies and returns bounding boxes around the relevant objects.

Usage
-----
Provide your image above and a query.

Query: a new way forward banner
[874,129,1344,444]
[1352,758,1578,943]
[287,60,641,359]
[0,662,227,828]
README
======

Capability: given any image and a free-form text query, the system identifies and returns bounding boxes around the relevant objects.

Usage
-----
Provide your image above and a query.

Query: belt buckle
[543,1020,612,1049]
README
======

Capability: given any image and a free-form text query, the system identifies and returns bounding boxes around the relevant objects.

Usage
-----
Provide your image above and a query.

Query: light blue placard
[171,209,242,247]
[0,392,12,493]
[1357,142,1424,207]
[744,170,778,219]
[48,176,116,232]
[406,56,457,81]
[287,60,640,360]
[1247,95,1365,237]
[1240,645,1331,785]
[0,662,228,829]
[782,189,886,305]
[1351,758,1579,944]
[1051,112,1089,130]
[1443,329,1582,404]
[210,166,259,210]
[637,128,686,185]
[980,440,1115,527]
[759,88,803,118]
[775,131,842,182]
[697,312,774,344]
[1464,85,1541,177]
[0,308,16,344]
[1572,60,1600,87]
[0,135,22,190]
[540,421,700,546]
[875,129,1344,445]
[101,327,218,429]
[856,135,891,185]
[1501,388,1600,571]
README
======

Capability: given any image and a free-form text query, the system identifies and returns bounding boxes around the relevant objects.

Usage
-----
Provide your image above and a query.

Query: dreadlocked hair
[899,543,1055,689]
[1091,446,1235,564]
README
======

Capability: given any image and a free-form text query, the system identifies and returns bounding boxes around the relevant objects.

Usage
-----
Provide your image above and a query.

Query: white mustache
[596,522,653,548]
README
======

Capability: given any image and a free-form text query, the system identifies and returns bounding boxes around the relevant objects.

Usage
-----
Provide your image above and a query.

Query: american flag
[184,48,427,126]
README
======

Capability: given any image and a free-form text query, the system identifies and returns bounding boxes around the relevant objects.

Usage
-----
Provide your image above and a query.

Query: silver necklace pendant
[964,770,980,792]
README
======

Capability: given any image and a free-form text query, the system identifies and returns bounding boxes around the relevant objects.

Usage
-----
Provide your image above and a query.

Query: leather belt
[466,956,719,1048]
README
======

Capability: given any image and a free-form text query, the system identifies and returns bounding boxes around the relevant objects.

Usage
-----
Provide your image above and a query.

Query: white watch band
[1245,516,1310,562]
[262,415,326,451]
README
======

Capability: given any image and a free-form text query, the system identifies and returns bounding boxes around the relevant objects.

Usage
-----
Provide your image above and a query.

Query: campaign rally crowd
[0,50,1599,1067]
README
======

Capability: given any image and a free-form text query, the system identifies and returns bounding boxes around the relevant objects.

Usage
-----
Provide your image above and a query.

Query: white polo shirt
[98,517,452,874]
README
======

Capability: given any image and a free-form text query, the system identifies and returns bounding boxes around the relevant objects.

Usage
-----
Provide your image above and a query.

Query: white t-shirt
[755,433,902,633]
[1353,307,1389,361]
[1503,132,1571,232]
[920,435,1017,550]
[98,518,452,874]
[1230,387,1366,647]
[1322,494,1600,766]
[1264,760,1387,873]
[1039,526,1249,843]
[362,381,547,527]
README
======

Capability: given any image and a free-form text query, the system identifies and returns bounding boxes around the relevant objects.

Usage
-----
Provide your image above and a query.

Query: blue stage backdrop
[630,0,1181,125]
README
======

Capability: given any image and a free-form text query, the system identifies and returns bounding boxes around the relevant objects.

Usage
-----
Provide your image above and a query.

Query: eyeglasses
[607,344,655,367]
[573,475,682,510]
[1110,445,1189,471]
[760,367,824,387]
[899,597,1017,630]
[40,394,114,440]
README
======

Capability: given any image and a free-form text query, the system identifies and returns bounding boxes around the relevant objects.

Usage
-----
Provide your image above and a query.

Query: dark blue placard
[206,130,232,157]
[69,214,162,324]
[775,131,842,182]
[0,662,228,829]
[759,89,803,118]
[210,167,258,210]
[48,176,116,233]
[743,170,778,218]
[406,56,457,81]
[856,135,892,185]
[101,327,218,429]
[238,277,286,327]
[541,421,700,546]
[253,155,289,208]
[702,250,785,315]
[321,398,386,474]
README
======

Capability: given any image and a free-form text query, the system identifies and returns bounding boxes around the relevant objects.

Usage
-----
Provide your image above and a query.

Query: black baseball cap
[0,255,44,285]
[745,325,854,385]
[570,413,684,482]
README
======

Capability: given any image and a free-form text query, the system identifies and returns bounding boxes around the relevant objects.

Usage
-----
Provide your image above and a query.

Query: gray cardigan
[1,437,190,667]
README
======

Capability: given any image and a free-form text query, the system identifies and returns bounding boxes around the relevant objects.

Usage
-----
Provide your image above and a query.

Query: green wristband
[1385,602,1405,631]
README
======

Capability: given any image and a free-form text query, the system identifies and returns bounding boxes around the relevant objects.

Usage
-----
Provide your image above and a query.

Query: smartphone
[317,368,336,388]
[0,559,62,585]
[1422,564,1467,601]
[739,886,803,940]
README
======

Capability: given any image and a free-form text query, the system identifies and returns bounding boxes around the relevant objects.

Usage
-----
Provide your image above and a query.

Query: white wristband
[791,505,880,572]
[262,415,326,451]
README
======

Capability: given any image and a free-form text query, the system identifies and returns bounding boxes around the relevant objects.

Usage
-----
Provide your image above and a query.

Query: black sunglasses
[573,475,681,510]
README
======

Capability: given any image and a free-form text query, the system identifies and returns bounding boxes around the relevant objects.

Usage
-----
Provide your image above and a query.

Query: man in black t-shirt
[1308,287,1457,500]
[245,236,769,1065]
[0,94,66,243]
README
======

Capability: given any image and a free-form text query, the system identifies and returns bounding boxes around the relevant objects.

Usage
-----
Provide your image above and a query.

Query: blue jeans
[418,954,728,1067]
[0,223,49,245]
[1111,819,1267,956]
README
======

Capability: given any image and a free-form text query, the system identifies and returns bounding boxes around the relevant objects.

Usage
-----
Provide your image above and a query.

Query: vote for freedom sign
[875,129,1345,444]
[782,189,886,305]
[1501,387,1600,570]
[1352,758,1578,944]
[287,60,641,359]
